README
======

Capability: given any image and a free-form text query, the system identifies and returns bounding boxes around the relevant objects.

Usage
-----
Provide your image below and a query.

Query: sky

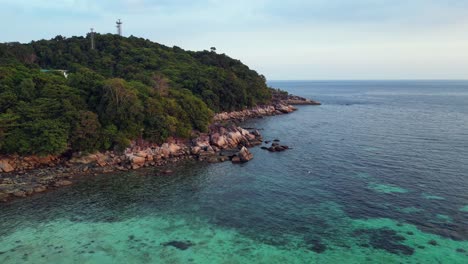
[1,0,468,80]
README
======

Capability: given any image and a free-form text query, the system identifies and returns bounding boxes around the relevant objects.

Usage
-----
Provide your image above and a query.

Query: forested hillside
[0,34,271,156]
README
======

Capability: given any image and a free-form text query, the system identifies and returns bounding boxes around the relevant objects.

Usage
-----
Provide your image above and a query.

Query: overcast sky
[1,0,468,80]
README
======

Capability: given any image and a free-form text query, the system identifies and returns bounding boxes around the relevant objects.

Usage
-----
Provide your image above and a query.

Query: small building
[40,69,68,78]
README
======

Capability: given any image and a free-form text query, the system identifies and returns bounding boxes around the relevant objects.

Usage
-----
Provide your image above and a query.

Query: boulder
[0,192,9,202]
[276,104,295,113]
[128,155,146,166]
[238,147,254,162]
[24,187,34,195]
[250,139,262,146]
[168,143,181,155]
[135,151,148,158]
[193,135,210,148]
[96,158,107,167]
[70,153,99,164]
[33,185,47,193]
[219,156,229,162]
[239,128,251,136]
[246,133,256,141]
[13,190,27,197]
[37,155,55,165]
[211,133,228,149]
[231,156,241,164]
[206,156,221,163]
[227,131,243,146]
[265,144,289,152]
[54,180,73,187]
[159,144,171,158]
[199,146,216,157]
[191,146,202,155]
[0,160,15,173]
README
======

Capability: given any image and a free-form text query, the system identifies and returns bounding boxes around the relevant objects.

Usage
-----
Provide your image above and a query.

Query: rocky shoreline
[0,101,311,203]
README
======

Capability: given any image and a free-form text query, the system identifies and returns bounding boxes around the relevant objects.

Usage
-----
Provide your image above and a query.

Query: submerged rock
[304,237,327,254]
[354,228,414,256]
[54,180,73,187]
[0,192,9,202]
[264,142,290,152]
[162,240,194,250]
[13,191,27,197]
[33,185,47,193]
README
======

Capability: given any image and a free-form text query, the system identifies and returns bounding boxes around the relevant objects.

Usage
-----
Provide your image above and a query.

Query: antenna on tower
[90,28,95,50]
[116,19,123,36]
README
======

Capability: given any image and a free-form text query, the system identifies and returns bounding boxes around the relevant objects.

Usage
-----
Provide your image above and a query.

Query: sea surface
[1,80,467,263]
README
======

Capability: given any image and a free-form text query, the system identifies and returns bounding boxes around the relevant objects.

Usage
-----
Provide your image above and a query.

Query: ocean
[0,80,467,263]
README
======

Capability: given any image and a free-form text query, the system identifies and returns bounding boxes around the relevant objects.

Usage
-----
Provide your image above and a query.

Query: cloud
[0,0,467,79]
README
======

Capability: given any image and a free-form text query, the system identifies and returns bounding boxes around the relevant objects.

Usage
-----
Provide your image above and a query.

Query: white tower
[116,19,123,36]
[90,28,95,49]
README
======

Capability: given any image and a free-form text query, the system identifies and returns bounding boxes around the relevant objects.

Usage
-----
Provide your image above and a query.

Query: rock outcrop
[0,155,61,173]
[271,90,321,105]
[0,122,267,202]
[0,97,320,202]
[0,160,14,173]
[262,142,290,152]
[237,147,254,163]
[213,103,300,122]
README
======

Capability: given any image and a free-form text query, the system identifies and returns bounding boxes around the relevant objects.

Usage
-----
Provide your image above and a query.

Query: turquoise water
[1,81,468,263]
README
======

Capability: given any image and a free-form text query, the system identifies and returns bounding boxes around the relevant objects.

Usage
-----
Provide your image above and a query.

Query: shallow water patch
[398,207,423,214]
[367,183,408,194]
[434,214,453,223]
[422,193,445,200]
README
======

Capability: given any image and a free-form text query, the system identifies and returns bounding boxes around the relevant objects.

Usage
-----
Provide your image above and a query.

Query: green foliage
[27,119,69,155]
[98,78,144,138]
[0,35,271,156]
[70,111,101,152]
[28,34,271,111]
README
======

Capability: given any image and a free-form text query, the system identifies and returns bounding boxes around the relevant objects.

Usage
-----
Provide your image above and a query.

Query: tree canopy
[0,34,271,155]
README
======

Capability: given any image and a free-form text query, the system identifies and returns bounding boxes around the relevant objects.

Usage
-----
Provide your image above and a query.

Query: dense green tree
[69,111,102,152]
[0,34,272,156]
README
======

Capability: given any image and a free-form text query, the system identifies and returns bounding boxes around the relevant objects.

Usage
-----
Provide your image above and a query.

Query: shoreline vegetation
[0,34,320,202]
[0,98,319,203]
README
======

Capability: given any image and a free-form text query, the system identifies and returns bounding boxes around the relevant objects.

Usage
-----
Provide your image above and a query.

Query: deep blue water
[0,80,467,263]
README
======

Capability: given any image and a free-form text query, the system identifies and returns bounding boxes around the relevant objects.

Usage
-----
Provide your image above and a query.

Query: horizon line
[267,79,468,82]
